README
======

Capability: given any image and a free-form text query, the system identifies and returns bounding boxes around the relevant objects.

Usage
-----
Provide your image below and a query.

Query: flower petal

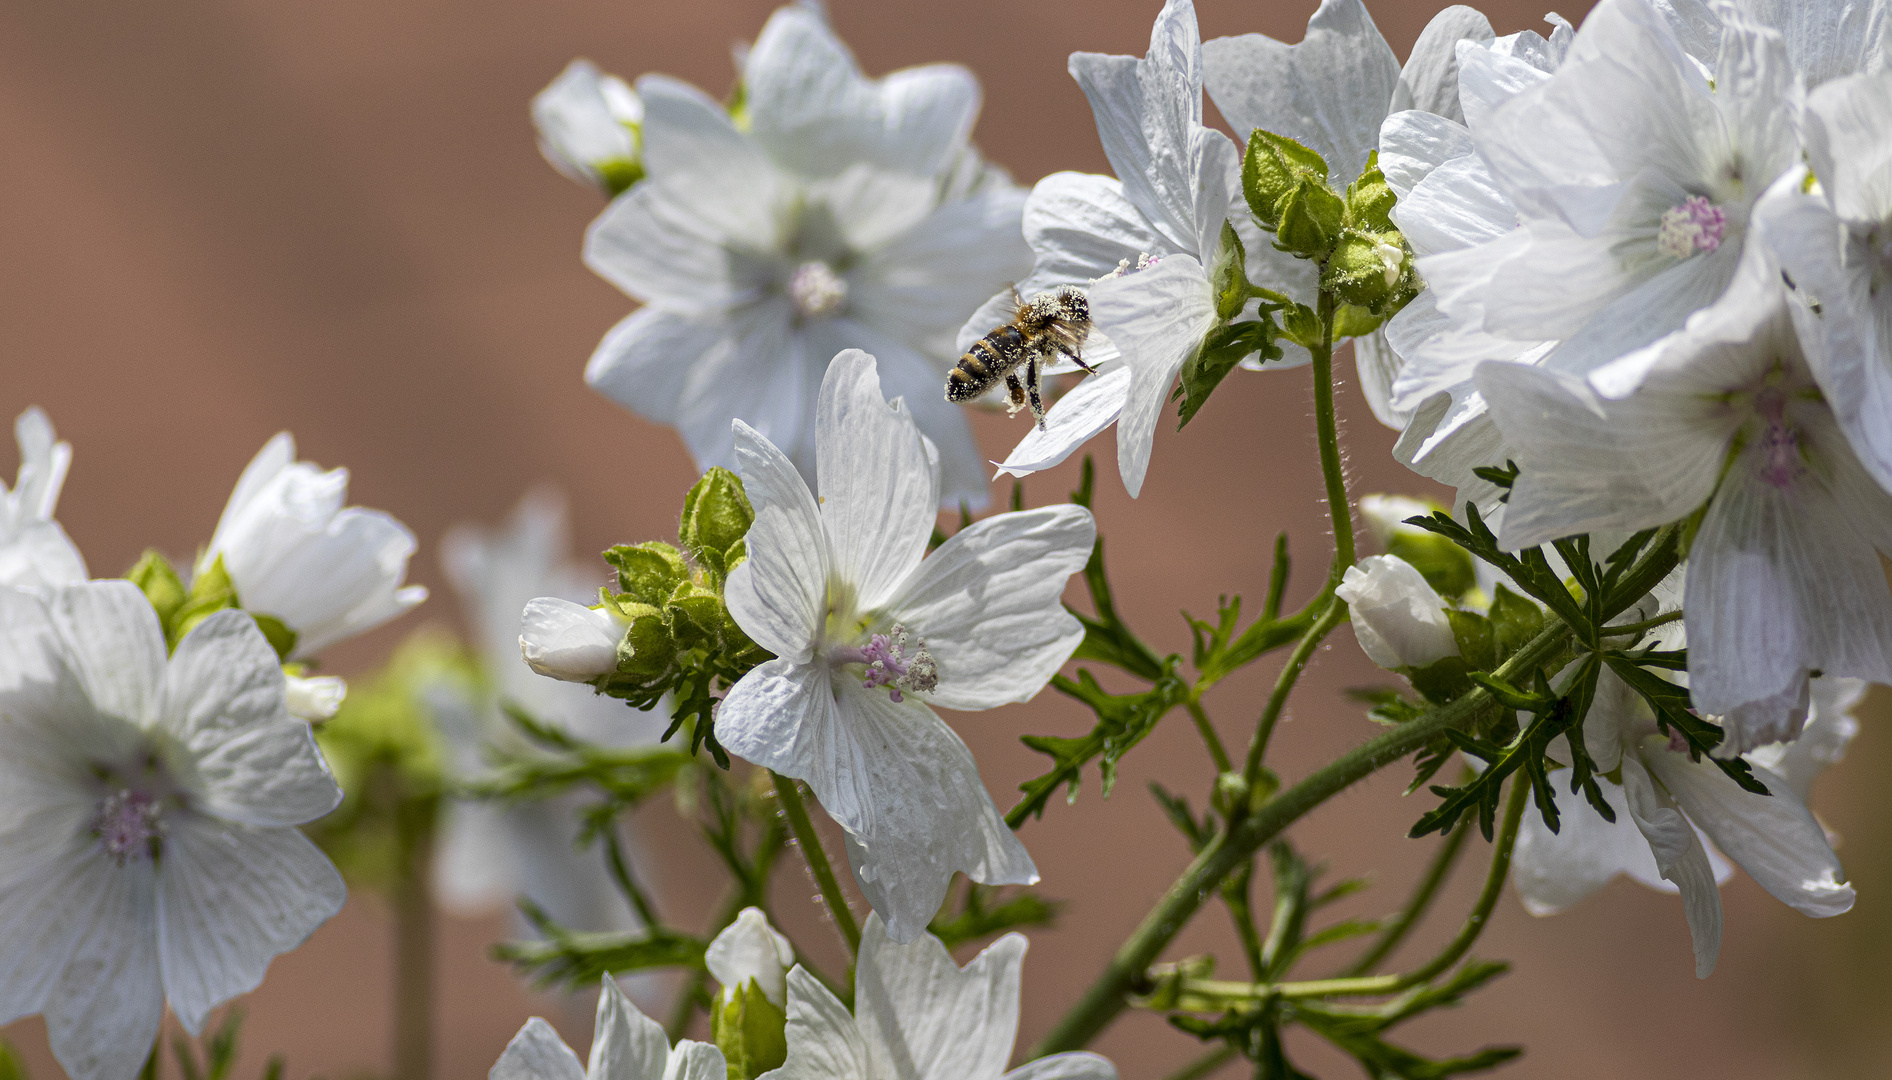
[0,799,109,1028]
[46,580,166,727]
[43,859,163,1080]
[1003,1055,1121,1080]
[1511,778,1665,916]
[590,974,671,1080]
[156,819,345,1034]
[586,307,732,431]
[773,967,871,1080]
[725,422,830,664]
[520,598,623,683]
[491,1017,587,1080]
[854,914,1024,1080]
[996,365,1131,480]
[888,505,1092,711]
[1390,5,1495,122]
[714,658,837,781]
[1377,110,1473,199]
[706,908,796,1007]
[1621,754,1722,978]
[159,610,342,827]
[850,185,1033,360]
[663,1042,728,1080]
[1095,256,1218,498]
[0,520,88,591]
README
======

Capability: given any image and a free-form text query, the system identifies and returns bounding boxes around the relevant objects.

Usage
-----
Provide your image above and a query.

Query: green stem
[1242,599,1347,782]
[1308,291,1355,591]
[601,825,662,930]
[1597,610,1684,637]
[391,786,437,1080]
[1186,699,1233,775]
[1221,861,1267,980]
[1342,812,1474,977]
[771,772,861,956]
[1182,773,1529,1004]
[1028,618,1572,1059]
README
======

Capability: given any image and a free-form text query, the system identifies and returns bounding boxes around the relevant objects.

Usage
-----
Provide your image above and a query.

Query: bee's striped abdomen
[946,325,1027,402]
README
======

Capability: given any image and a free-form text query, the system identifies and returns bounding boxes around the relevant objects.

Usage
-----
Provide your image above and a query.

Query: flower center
[832,623,937,703]
[1752,388,1803,489]
[1656,196,1727,259]
[95,788,164,864]
[787,261,848,318]
[1106,252,1162,278]
[1870,222,1892,298]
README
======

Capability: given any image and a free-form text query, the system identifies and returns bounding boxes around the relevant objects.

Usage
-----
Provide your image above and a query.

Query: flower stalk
[771,772,862,956]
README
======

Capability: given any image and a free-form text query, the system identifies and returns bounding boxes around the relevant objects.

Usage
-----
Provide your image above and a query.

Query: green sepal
[126,550,187,634]
[605,541,690,606]
[665,581,728,650]
[1242,129,1330,230]
[250,614,298,663]
[596,157,645,198]
[1343,151,1398,233]
[711,980,788,1080]
[608,599,676,683]
[1446,608,1496,670]
[1208,220,1252,321]
[1406,655,1476,705]
[1384,529,1478,601]
[1333,302,1388,339]
[1280,303,1323,349]
[1487,585,1546,660]
[680,468,755,578]
[171,554,241,646]
[1173,319,1282,429]
[1321,229,1409,310]
[1273,179,1345,259]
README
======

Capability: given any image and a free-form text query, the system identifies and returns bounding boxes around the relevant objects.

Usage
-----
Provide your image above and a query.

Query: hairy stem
[771,772,861,956]
[1342,807,1474,977]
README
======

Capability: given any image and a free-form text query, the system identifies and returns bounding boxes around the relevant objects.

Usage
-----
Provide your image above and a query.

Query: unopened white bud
[532,60,643,193]
[1336,555,1459,670]
[1358,494,1436,551]
[705,907,795,1007]
[519,597,626,681]
[285,673,347,722]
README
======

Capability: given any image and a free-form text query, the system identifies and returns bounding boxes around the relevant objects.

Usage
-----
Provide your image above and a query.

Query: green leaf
[496,900,708,990]
[1175,319,1282,429]
[1274,178,1346,259]
[1603,653,1768,794]
[1487,585,1545,661]
[1008,667,1188,825]
[927,881,1061,948]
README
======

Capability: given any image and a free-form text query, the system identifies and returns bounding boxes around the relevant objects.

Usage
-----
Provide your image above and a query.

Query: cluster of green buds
[127,551,297,660]
[592,468,773,761]
[1242,131,1421,321]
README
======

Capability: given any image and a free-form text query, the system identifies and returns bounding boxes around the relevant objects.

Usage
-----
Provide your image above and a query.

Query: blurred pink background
[2,0,1887,1077]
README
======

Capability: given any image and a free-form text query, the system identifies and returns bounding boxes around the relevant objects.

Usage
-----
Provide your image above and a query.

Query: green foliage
[127,549,187,634]
[0,1039,29,1080]
[1242,130,1330,230]
[927,880,1061,949]
[712,980,788,1080]
[1274,180,1346,259]
[679,467,756,581]
[495,898,708,990]
[1170,223,1286,429]
[1011,666,1190,824]
[165,1009,286,1080]
[469,704,696,804]
[124,550,296,660]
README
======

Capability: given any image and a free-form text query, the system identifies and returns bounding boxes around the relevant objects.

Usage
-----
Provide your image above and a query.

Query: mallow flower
[1477,248,1892,752]
[718,349,1094,941]
[1334,554,1459,670]
[0,582,345,1080]
[201,433,426,660]
[770,914,1116,1080]
[0,407,86,590]
[433,490,666,933]
[1755,71,1892,491]
[580,4,1030,508]
[533,60,644,197]
[1509,668,1858,977]
[492,973,725,1080]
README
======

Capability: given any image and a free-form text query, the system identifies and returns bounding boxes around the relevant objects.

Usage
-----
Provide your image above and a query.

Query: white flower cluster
[0,417,424,1079]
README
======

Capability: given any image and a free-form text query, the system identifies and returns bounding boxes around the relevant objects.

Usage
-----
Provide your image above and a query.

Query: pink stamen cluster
[1753,390,1804,489]
[95,788,164,864]
[1656,196,1727,259]
[840,624,938,703]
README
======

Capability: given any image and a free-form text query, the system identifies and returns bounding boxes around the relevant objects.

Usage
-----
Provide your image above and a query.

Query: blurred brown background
[1,0,1887,1076]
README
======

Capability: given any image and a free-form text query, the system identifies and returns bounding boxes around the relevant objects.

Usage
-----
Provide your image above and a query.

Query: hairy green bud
[1243,130,1329,229]
[1273,179,1346,260]
[1322,229,1411,310]
[711,980,788,1080]
[1208,220,1251,321]
[1344,152,1399,234]
[681,468,755,577]
[126,550,187,631]
[605,541,689,606]
[608,600,676,682]
[665,581,728,650]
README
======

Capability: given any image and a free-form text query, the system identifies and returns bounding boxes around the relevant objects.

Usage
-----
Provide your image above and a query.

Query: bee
[946,285,1096,428]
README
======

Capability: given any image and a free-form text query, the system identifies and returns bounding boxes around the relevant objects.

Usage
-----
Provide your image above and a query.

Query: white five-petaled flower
[770,914,1116,1080]
[580,4,1030,509]
[492,974,725,1080]
[1335,554,1459,670]
[434,490,666,933]
[1756,71,1892,491]
[1477,247,1892,752]
[705,906,795,1008]
[201,433,427,661]
[534,59,644,195]
[1511,670,1859,978]
[0,407,86,590]
[718,350,1093,941]
[0,582,345,1080]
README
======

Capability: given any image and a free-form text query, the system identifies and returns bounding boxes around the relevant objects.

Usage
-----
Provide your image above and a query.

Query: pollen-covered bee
[946,285,1096,428]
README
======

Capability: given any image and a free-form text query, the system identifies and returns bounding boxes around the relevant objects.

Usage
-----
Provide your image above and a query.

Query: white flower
[0,407,86,590]
[718,350,1093,941]
[520,597,626,682]
[0,582,345,1080]
[1423,0,1799,391]
[201,433,426,660]
[534,60,644,195]
[1729,0,1892,86]
[772,914,1116,1080]
[580,4,1029,509]
[1357,493,1438,549]
[492,974,725,1080]
[1510,667,1857,978]
[438,491,667,933]
[1754,71,1892,491]
[705,906,795,1008]
[1334,555,1459,670]
[1477,248,1892,752]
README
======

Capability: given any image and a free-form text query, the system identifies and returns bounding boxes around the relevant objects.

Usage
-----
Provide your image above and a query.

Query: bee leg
[1005,371,1027,415]
[1025,358,1048,431]
[1057,340,1100,374]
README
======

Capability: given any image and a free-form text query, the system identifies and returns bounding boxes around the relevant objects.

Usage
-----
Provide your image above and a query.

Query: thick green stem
[771,772,861,956]
[1028,618,1573,1059]
[1308,292,1355,590]
[1242,599,1346,782]
[1342,813,1474,977]
[1183,773,1529,1004]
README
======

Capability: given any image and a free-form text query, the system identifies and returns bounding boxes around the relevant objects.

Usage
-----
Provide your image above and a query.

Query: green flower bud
[604,541,689,606]
[1209,220,1253,321]
[711,979,788,1080]
[1273,179,1345,260]
[1243,129,1329,230]
[1344,152,1398,234]
[665,581,727,649]
[126,550,186,631]
[680,467,754,577]
[170,554,240,646]
[608,599,676,682]
[1322,229,1410,310]
[250,614,299,662]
